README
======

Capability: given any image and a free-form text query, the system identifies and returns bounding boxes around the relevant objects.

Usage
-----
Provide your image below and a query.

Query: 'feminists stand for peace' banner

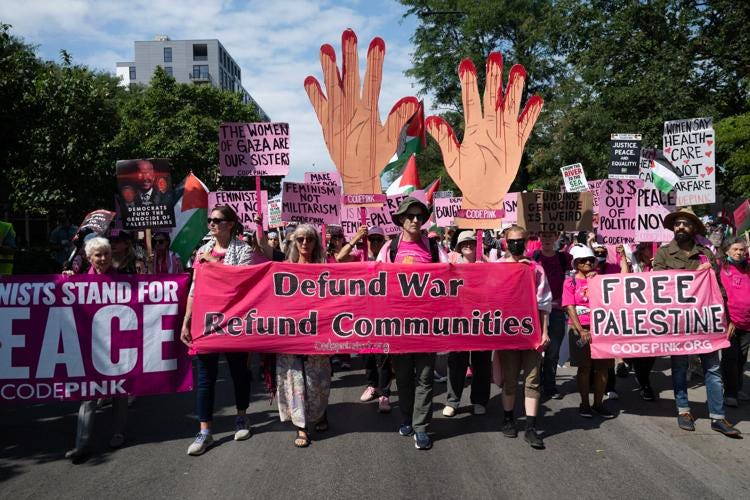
[0,274,192,404]
[191,262,542,355]
[588,269,729,359]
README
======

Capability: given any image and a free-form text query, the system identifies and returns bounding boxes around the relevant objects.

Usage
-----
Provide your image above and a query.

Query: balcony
[189,71,212,84]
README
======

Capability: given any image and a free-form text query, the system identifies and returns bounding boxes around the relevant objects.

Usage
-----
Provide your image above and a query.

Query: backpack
[389,237,440,263]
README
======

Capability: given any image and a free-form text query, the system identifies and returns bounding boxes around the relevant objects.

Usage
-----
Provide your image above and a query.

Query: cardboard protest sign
[426,53,543,229]
[733,200,749,235]
[636,187,677,242]
[598,179,641,244]
[304,171,342,186]
[589,270,729,359]
[79,210,115,236]
[281,182,342,225]
[561,163,589,192]
[516,191,593,233]
[267,198,283,229]
[208,191,269,231]
[0,274,192,404]
[662,117,715,205]
[434,197,462,227]
[304,29,419,204]
[339,191,427,237]
[191,261,542,354]
[502,193,518,224]
[218,122,290,177]
[116,159,176,230]
[609,133,642,179]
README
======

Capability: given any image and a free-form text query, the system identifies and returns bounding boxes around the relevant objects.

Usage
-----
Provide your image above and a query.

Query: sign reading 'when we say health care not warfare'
[662,117,715,205]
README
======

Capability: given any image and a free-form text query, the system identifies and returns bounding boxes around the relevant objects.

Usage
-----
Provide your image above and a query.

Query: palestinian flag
[423,176,441,206]
[648,149,682,194]
[386,154,421,196]
[169,172,209,265]
[381,100,425,189]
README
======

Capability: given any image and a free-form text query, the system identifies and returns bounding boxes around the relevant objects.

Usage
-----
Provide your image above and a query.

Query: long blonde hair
[287,224,324,263]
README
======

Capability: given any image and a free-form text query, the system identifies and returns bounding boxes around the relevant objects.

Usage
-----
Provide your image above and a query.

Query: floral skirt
[276,355,331,428]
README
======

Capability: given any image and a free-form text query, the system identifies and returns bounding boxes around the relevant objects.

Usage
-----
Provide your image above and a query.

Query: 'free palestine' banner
[0,274,192,404]
[190,261,543,354]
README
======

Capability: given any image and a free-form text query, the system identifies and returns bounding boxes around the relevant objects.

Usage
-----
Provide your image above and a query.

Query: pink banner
[190,261,542,354]
[281,182,342,225]
[0,274,192,404]
[208,191,269,231]
[598,179,642,244]
[589,269,729,359]
[219,122,290,176]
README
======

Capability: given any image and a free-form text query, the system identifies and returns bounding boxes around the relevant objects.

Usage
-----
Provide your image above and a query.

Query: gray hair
[85,237,111,258]
[287,224,324,263]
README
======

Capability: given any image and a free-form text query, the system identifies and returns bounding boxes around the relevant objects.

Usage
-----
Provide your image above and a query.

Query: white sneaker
[234,416,252,441]
[442,405,457,417]
[606,391,619,400]
[473,404,486,415]
[187,433,213,456]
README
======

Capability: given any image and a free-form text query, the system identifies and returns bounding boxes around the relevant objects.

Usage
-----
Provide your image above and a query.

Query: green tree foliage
[716,112,750,201]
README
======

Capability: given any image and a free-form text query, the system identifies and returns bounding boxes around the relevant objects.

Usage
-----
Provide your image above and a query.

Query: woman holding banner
[63,236,129,462]
[277,223,332,447]
[180,205,256,456]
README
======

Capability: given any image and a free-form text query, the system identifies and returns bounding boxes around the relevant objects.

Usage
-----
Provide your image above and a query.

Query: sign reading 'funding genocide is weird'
[516,191,593,233]
[219,122,290,177]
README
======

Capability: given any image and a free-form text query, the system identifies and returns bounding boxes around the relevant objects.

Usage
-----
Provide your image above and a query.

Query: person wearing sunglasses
[180,205,259,456]
[376,196,448,450]
[150,231,183,274]
[277,224,332,448]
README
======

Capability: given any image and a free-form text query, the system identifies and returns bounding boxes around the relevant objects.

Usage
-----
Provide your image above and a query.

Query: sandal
[294,428,310,448]
[314,412,329,433]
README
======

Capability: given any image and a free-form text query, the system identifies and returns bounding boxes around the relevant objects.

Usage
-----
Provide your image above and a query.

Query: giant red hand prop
[305,29,419,200]
[426,53,543,228]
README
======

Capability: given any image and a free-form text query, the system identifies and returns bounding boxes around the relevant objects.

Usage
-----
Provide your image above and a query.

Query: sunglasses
[577,258,596,265]
[404,213,425,222]
[207,218,228,225]
[295,236,315,243]
[674,220,694,228]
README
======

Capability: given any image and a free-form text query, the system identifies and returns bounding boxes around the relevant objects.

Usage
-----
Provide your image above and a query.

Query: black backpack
[389,237,440,263]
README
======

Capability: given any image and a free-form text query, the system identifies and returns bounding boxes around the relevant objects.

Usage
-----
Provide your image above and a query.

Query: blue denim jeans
[542,309,566,393]
[196,352,251,422]
[670,352,725,419]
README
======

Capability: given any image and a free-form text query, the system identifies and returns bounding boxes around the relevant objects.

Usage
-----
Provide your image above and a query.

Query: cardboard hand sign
[305,29,418,203]
[426,53,543,228]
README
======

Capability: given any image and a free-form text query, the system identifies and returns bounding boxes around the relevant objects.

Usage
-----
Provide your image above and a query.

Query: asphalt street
[2,357,749,500]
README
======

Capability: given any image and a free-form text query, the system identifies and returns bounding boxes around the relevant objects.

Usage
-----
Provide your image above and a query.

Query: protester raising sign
[116,159,177,230]
[219,122,290,177]
[561,163,589,192]
[588,270,729,359]
[598,179,641,244]
[190,261,542,354]
[0,274,192,404]
[267,198,283,229]
[281,182,342,225]
[609,133,642,179]
[79,209,115,236]
[208,191,269,231]
[662,117,715,205]
[516,191,593,232]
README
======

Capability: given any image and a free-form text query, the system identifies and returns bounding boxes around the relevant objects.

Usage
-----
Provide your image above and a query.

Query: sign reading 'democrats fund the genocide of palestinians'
[190,261,542,355]
[561,163,589,192]
[516,191,593,233]
[588,269,729,359]
[219,122,290,177]
[662,117,715,205]
[609,133,642,179]
[281,182,342,225]
[116,159,177,230]
[208,191,269,231]
[0,274,192,404]
[598,179,641,244]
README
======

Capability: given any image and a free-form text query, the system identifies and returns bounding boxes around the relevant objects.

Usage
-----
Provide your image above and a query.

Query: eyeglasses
[577,258,596,265]
[296,236,315,243]
[404,213,425,222]
[207,218,228,225]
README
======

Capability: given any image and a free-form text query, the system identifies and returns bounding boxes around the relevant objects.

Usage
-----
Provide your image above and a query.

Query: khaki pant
[501,350,541,399]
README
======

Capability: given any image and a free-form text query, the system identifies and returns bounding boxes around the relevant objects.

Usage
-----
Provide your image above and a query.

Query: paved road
[2,357,749,499]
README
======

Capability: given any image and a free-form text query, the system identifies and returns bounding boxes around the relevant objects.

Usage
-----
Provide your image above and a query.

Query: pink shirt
[562,275,591,326]
[720,263,750,330]
[393,239,432,264]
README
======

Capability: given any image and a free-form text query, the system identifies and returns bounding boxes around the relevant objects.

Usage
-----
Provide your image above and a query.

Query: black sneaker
[640,386,655,401]
[501,419,518,438]
[398,423,413,436]
[579,404,593,418]
[592,404,615,419]
[524,428,545,449]
[711,419,742,438]
[616,362,629,378]
[677,412,695,431]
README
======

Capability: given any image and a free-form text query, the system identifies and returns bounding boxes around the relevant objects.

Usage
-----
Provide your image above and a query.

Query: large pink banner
[191,262,542,354]
[589,269,729,359]
[0,274,192,404]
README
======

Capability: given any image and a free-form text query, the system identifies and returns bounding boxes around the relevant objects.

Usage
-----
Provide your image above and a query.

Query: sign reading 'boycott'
[0,274,192,404]
[589,269,728,359]
[516,191,593,232]
[190,261,542,355]
[219,122,290,177]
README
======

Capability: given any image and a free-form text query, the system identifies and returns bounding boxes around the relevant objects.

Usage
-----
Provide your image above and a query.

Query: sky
[0,0,436,181]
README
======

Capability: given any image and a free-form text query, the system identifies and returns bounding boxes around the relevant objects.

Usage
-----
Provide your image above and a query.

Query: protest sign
[734,200,750,235]
[589,269,729,359]
[561,163,589,192]
[609,133,642,179]
[116,159,176,230]
[598,179,641,244]
[79,210,115,236]
[433,190,455,199]
[208,191,269,231]
[516,191,593,233]
[0,274,192,404]
[219,122,290,177]
[502,193,518,224]
[281,182,342,225]
[304,171,342,187]
[662,117,715,205]
[587,180,604,213]
[190,261,542,354]
[434,197,462,227]
[635,187,677,242]
[267,198,283,229]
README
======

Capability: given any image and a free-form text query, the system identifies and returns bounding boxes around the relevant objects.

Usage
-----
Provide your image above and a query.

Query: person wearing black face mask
[653,208,740,437]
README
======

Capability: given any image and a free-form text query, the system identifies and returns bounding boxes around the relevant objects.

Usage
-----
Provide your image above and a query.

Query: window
[163,47,172,62]
[129,66,136,80]
[192,65,209,79]
[165,66,173,76]
[193,43,207,61]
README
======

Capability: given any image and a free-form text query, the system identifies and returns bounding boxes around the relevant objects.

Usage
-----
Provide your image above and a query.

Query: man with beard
[653,207,741,437]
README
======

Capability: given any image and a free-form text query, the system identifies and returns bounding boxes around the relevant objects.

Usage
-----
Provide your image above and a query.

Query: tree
[716,112,750,202]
